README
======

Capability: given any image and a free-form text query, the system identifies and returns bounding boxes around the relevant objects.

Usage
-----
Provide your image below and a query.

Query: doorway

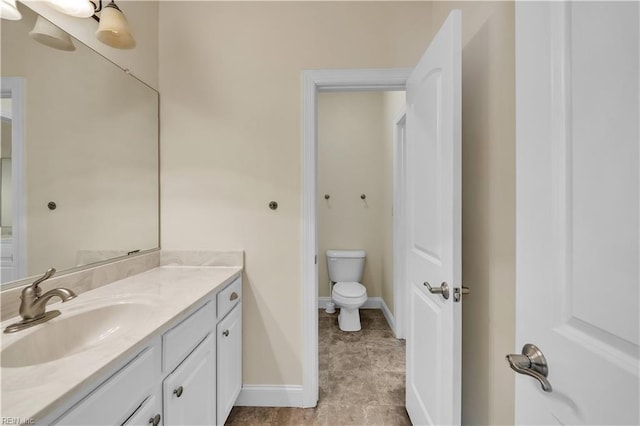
[300,68,412,408]
[316,90,405,332]
[314,90,408,418]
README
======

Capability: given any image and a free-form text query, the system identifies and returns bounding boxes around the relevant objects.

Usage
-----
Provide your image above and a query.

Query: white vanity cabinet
[51,275,242,426]
[163,333,216,425]
[55,346,161,425]
[123,393,163,426]
[217,303,242,425]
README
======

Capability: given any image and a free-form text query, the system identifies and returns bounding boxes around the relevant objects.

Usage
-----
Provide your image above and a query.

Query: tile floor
[226,309,411,425]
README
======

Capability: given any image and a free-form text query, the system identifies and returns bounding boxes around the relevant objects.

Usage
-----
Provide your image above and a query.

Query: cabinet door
[163,334,216,425]
[123,393,163,426]
[217,305,242,425]
[55,346,158,425]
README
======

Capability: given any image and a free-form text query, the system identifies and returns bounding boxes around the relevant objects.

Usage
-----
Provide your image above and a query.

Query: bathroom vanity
[1,266,243,426]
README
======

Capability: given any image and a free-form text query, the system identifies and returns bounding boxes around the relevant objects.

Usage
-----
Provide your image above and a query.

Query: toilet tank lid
[326,249,366,259]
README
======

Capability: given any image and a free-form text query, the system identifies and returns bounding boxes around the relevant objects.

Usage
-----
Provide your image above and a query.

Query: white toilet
[326,249,368,331]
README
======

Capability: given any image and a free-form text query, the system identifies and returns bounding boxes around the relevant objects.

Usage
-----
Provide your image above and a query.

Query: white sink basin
[1,303,154,368]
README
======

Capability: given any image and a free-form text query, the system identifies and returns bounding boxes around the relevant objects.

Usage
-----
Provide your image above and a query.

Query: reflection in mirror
[0,5,159,287]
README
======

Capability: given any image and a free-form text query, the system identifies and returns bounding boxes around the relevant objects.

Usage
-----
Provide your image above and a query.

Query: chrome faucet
[4,268,78,333]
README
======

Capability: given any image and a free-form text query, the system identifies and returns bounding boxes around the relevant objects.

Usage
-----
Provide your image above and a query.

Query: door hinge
[453,286,470,302]
[314,255,317,265]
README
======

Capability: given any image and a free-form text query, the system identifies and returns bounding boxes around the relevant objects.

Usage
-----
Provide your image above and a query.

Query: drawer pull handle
[223,329,230,337]
[173,386,184,398]
[230,292,239,301]
[149,414,161,426]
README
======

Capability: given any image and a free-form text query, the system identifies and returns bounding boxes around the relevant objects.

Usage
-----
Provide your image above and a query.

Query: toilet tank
[326,249,366,283]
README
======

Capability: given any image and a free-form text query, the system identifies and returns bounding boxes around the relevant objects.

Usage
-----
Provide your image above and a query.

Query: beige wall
[317,92,386,299]
[159,2,515,424]
[159,1,434,387]
[431,2,516,425]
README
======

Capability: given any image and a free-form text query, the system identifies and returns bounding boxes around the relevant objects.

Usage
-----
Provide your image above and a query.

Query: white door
[405,10,462,426]
[515,2,639,424]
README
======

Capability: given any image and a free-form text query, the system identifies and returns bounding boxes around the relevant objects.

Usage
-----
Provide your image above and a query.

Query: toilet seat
[332,281,367,331]
[332,282,367,310]
[333,282,366,298]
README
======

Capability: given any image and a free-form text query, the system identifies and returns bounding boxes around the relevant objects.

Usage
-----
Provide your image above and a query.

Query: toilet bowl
[326,249,368,332]
[332,281,367,331]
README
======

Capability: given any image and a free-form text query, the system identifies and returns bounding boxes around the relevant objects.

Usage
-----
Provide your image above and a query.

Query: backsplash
[160,250,244,267]
[1,251,160,321]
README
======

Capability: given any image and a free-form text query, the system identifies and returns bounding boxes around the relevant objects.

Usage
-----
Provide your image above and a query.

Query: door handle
[424,281,449,300]
[506,343,552,392]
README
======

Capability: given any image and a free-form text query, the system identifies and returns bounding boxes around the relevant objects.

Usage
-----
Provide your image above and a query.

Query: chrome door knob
[506,343,552,392]
[424,281,450,300]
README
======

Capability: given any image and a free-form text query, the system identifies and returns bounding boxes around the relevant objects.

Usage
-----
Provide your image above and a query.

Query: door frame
[392,109,407,340]
[1,77,26,282]
[301,68,412,407]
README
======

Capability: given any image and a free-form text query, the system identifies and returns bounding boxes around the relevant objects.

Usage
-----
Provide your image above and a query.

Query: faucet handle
[32,268,56,288]
[24,268,56,298]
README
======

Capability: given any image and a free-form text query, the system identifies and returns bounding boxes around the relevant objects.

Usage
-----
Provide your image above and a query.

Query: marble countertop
[0,265,242,423]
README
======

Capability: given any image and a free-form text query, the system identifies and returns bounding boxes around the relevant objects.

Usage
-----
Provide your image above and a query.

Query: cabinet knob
[173,386,184,398]
[230,292,238,301]
[223,329,230,337]
[148,414,161,426]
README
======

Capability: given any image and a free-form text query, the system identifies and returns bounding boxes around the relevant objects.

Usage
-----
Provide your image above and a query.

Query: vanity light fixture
[29,16,76,51]
[43,0,94,18]
[95,1,135,49]
[42,0,136,49]
[0,0,22,20]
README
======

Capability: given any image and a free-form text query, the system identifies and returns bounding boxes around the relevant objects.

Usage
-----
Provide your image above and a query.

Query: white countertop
[0,266,242,423]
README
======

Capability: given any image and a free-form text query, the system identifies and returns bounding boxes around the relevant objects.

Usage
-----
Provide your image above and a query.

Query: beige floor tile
[227,309,408,425]
[225,406,277,425]
[368,406,412,426]
[328,405,383,425]
[374,371,406,406]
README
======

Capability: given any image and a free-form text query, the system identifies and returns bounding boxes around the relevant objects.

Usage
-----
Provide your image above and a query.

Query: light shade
[29,16,75,51]
[44,0,94,18]
[1,0,22,20]
[96,1,135,49]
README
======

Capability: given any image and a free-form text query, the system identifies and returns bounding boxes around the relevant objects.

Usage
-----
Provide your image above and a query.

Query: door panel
[405,10,462,426]
[515,2,639,424]
[410,71,443,262]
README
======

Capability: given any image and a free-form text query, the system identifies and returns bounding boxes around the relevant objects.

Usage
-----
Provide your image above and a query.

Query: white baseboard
[235,385,304,407]
[318,296,396,335]
[379,298,397,337]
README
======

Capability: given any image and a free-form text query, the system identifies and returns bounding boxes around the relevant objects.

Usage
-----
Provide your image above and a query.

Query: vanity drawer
[217,277,241,319]
[162,301,216,373]
[55,346,158,425]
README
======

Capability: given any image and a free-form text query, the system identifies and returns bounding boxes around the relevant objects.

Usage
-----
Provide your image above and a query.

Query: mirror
[0,5,159,288]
